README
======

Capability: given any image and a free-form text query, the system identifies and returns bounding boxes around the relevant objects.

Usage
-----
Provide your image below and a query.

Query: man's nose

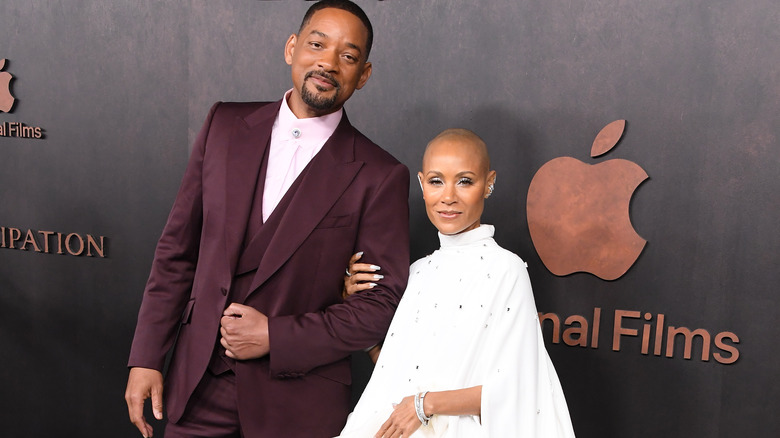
[317,49,339,72]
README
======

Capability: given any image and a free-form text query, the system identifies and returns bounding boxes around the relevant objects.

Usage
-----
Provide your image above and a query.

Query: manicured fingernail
[370,265,381,270]
[356,251,364,257]
[368,283,377,288]
[373,274,384,280]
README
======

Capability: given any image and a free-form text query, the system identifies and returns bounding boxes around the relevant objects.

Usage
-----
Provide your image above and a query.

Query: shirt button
[291,128,301,138]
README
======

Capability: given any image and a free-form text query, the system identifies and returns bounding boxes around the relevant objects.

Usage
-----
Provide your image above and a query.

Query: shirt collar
[276,89,343,143]
[438,224,495,248]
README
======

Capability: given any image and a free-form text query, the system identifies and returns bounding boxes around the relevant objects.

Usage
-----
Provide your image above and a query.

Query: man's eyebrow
[345,42,362,54]
[308,30,328,39]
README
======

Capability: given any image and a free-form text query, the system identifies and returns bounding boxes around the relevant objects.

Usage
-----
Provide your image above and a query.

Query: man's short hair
[298,0,374,60]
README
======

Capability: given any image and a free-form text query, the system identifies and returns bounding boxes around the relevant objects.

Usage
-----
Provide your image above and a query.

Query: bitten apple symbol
[526,120,647,280]
[0,58,16,113]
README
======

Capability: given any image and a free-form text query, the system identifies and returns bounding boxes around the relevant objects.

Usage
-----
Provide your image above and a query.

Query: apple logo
[526,120,648,281]
[0,58,16,113]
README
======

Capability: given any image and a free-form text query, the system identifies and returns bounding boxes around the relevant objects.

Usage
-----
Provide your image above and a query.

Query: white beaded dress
[337,225,575,437]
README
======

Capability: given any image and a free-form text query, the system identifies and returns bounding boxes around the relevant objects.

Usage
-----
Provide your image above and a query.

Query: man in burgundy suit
[124,1,410,437]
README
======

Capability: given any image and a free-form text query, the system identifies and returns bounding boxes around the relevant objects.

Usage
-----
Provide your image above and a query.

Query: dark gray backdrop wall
[1,1,778,437]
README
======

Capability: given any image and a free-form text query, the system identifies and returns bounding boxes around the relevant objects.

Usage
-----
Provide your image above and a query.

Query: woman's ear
[485,170,497,198]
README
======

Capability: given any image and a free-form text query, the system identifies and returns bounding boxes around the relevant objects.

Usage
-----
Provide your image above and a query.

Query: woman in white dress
[337,129,575,438]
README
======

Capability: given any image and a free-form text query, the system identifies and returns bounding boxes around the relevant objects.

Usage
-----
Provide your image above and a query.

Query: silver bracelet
[414,391,432,426]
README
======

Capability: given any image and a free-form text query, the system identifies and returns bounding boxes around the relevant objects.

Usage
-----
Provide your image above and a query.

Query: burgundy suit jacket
[128,100,410,437]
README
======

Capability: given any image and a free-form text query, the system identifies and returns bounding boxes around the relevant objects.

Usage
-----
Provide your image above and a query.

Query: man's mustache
[305,70,340,89]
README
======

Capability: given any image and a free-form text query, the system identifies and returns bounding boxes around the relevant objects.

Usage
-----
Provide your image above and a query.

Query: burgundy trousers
[164,370,243,438]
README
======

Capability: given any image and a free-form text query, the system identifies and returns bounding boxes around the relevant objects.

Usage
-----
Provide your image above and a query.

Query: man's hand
[125,367,164,438]
[220,303,270,360]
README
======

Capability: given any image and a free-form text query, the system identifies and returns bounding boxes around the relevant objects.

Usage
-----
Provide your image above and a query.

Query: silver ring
[345,268,352,277]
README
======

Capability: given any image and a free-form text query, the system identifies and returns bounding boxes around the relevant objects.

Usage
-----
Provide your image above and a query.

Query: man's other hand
[220,303,270,360]
[125,367,164,437]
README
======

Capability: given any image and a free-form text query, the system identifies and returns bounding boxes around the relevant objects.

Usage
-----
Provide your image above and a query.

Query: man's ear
[284,34,297,66]
[355,61,372,90]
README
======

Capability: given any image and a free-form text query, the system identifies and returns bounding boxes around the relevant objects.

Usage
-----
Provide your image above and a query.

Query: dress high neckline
[438,224,495,248]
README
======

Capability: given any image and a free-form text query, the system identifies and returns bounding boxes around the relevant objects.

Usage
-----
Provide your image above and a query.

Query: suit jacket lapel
[222,101,281,277]
[245,113,364,297]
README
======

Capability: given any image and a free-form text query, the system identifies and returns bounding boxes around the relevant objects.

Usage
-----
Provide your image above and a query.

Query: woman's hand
[342,251,383,299]
[375,395,422,438]
[374,386,483,436]
[342,252,385,363]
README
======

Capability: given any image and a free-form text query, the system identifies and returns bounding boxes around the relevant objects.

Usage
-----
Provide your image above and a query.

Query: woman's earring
[417,174,424,194]
[486,183,495,198]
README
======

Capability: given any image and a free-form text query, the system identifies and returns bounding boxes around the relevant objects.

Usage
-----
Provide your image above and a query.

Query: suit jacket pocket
[315,213,354,229]
[181,298,195,324]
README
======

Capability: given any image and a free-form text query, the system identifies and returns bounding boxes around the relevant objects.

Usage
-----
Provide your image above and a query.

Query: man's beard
[301,71,341,111]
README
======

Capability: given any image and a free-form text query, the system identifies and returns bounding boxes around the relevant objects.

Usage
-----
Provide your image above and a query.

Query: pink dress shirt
[262,90,343,222]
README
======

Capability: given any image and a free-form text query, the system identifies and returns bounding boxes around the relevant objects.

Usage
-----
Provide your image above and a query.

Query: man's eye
[310,42,323,49]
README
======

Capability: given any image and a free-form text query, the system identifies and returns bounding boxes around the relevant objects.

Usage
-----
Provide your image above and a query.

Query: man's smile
[306,71,339,90]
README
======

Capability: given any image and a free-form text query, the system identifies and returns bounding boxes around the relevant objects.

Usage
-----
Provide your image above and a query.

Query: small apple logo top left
[0,58,16,113]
